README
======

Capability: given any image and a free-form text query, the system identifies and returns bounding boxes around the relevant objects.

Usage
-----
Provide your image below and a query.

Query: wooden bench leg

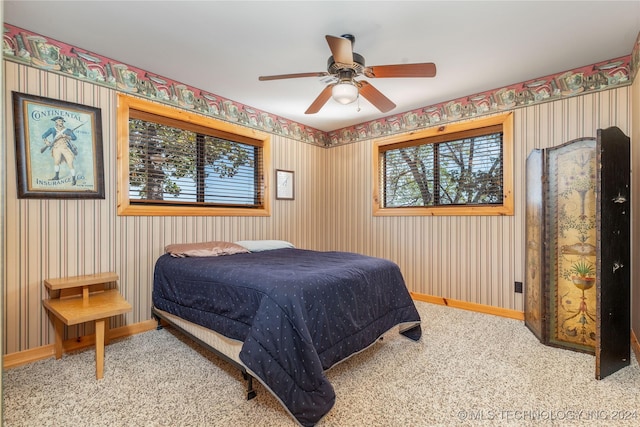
[95,318,105,379]
[54,317,64,360]
[104,319,110,346]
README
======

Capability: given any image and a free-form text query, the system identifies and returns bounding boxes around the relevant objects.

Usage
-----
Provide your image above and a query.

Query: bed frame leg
[151,308,164,330]
[243,371,257,400]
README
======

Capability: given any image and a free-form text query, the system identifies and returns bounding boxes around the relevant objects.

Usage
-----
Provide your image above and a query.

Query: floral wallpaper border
[4,24,639,148]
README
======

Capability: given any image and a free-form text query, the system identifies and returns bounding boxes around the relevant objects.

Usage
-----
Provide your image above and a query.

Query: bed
[151,241,421,426]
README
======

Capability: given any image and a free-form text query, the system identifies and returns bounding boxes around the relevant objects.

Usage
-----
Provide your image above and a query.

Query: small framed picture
[276,169,294,200]
[12,91,105,199]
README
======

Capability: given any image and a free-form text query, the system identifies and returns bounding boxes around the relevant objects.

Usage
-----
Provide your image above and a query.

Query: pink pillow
[165,241,250,258]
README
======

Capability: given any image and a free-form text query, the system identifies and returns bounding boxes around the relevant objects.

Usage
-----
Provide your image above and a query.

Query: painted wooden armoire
[524,126,630,380]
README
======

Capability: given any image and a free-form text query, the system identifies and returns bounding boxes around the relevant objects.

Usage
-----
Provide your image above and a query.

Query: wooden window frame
[373,112,513,216]
[116,94,271,216]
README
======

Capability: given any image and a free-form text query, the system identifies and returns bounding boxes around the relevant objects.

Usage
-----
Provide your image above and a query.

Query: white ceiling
[4,1,640,132]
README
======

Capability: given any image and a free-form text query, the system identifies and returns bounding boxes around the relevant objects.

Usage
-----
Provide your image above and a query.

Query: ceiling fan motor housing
[327,52,366,76]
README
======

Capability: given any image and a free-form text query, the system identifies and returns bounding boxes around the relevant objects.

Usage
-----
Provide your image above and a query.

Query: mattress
[153,307,243,365]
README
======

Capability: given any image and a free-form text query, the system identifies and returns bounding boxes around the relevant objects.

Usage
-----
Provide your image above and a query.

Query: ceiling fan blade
[356,81,396,113]
[305,85,334,114]
[364,63,437,78]
[325,35,353,65]
[259,71,329,81]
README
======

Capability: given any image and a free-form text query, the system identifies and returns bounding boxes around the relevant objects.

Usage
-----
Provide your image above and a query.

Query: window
[374,113,513,216]
[117,94,270,216]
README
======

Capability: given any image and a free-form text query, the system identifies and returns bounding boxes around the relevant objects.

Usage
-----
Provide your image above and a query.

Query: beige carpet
[3,301,640,426]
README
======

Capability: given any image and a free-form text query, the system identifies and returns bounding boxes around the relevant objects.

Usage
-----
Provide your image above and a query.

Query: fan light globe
[332,82,358,105]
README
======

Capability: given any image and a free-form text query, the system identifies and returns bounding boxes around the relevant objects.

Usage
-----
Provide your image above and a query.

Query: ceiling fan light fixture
[332,81,359,105]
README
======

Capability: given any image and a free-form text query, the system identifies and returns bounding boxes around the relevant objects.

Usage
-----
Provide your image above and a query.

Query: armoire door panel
[546,137,598,354]
[596,126,631,380]
[524,149,545,342]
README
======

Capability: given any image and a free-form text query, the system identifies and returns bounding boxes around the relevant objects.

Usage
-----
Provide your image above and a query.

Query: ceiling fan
[258,34,437,114]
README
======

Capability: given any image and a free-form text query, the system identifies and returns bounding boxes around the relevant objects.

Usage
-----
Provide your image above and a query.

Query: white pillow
[234,240,295,252]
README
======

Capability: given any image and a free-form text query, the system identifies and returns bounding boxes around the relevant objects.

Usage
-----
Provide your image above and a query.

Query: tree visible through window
[116,94,270,216]
[383,132,503,207]
[374,113,513,216]
[128,119,260,207]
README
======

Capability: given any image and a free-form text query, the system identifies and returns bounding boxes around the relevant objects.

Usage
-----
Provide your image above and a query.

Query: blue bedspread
[152,248,421,426]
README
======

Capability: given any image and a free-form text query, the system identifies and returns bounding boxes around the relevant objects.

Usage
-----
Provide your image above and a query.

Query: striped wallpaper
[2,60,635,355]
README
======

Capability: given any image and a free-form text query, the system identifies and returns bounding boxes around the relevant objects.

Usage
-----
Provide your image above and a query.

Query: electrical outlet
[514,281,523,293]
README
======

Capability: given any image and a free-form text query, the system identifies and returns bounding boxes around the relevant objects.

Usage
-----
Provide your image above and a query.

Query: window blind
[382,131,503,207]
[128,118,263,208]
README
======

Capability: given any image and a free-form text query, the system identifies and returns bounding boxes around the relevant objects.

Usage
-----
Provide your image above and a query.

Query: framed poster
[12,91,105,199]
[276,169,294,200]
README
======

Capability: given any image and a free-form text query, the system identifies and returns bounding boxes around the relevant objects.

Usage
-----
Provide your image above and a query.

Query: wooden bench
[43,272,132,379]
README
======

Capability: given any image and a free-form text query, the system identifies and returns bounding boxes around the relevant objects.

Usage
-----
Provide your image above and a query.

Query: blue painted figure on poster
[41,116,79,185]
